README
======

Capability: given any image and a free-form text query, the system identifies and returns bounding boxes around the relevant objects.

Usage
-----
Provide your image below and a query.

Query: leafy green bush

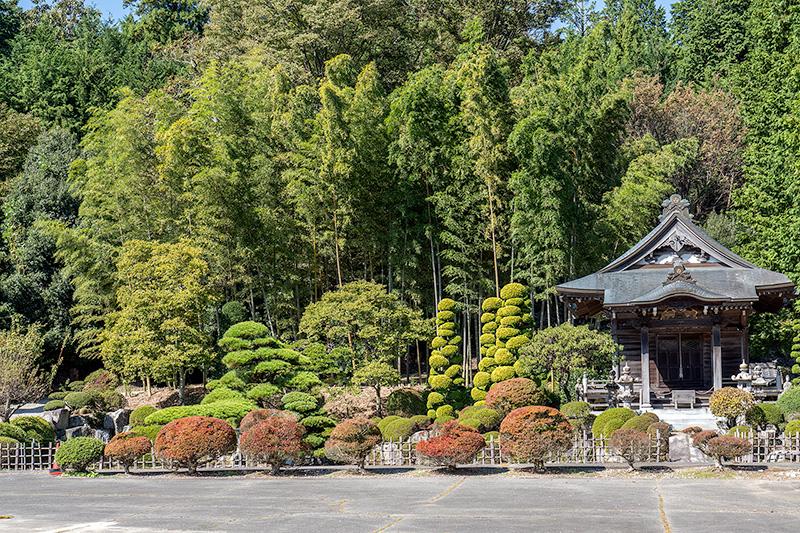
[759,403,784,428]
[67,380,86,391]
[727,425,753,437]
[201,387,245,405]
[490,365,516,383]
[64,391,96,410]
[100,390,125,410]
[0,423,28,443]
[129,406,156,427]
[710,387,754,429]
[383,418,415,440]
[386,389,426,417]
[592,407,636,439]
[198,400,258,427]
[621,415,654,432]
[55,437,105,472]
[49,392,68,401]
[10,416,55,442]
[282,392,318,413]
[144,406,196,425]
[0,436,20,446]
[130,425,164,441]
[785,420,800,436]
[777,386,800,416]
[44,400,66,411]
[561,401,592,429]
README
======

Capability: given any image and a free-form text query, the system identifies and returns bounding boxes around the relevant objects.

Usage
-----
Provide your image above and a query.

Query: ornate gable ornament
[663,262,696,286]
[659,193,693,221]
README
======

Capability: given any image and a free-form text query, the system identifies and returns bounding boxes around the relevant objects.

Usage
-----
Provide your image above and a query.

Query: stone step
[641,407,718,430]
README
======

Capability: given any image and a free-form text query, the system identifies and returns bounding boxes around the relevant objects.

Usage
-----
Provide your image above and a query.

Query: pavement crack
[428,477,466,503]
[655,479,671,533]
[372,517,403,532]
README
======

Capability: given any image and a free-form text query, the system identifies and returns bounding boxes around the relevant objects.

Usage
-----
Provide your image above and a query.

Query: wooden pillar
[640,326,651,408]
[741,311,749,364]
[712,324,722,390]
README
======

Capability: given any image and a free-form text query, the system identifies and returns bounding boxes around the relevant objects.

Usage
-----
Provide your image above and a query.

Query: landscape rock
[41,408,70,430]
[68,416,88,429]
[103,409,130,435]
[64,425,92,439]
[669,433,712,462]
[93,429,111,443]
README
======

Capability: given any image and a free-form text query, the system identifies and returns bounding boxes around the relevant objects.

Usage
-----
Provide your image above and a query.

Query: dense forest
[1,0,799,385]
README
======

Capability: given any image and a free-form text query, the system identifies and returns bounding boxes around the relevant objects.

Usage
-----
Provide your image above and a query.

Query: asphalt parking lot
[1,470,799,532]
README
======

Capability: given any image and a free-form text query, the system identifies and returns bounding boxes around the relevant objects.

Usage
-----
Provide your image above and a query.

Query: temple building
[556,194,795,408]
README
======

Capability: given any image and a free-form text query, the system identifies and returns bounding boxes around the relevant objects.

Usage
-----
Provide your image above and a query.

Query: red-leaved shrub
[682,426,703,435]
[154,416,237,474]
[609,428,650,469]
[704,436,752,468]
[691,430,719,453]
[324,418,382,471]
[416,420,486,469]
[499,406,573,469]
[485,378,548,415]
[240,409,299,433]
[104,431,152,474]
[239,415,308,475]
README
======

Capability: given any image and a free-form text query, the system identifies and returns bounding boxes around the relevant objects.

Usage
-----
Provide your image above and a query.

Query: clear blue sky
[17,0,674,24]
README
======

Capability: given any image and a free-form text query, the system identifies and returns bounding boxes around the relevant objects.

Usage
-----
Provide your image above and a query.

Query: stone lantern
[731,361,752,391]
[616,362,636,409]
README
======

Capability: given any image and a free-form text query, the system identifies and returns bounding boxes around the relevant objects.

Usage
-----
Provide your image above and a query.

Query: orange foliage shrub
[324,418,382,471]
[416,421,486,468]
[154,416,237,474]
[499,406,573,469]
[104,431,152,474]
[239,415,308,475]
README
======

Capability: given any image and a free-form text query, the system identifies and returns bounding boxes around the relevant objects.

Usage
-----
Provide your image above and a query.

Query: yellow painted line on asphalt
[428,477,466,502]
[372,517,403,532]
[655,480,671,533]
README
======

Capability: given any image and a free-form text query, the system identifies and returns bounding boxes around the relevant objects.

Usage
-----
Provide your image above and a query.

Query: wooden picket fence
[3,430,799,471]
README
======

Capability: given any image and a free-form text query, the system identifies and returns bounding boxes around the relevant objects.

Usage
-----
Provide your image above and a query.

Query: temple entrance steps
[641,407,717,431]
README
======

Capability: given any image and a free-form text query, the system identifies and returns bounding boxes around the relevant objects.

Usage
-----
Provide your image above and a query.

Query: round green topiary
[777,386,800,416]
[448,335,462,346]
[427,409,437,419]
[386,389,426,417]
[0,436,20,446]
[441,345,459,358]
[785,420,800,436]
[10,416,55,443]
[437,310,455,322]
[426,392,444,409]
[758,403,784,427]
[130,424,164,441]
[500,283,527,300]
[727,425,753,437]
[494,348,515,366]
[437,298,457,311]
[129,406,157,427]
[471,388,487,401]
[437,328,455,338]
[473,372,492,390]
[496,327,520,341]
[49,392,68,401]
[486,346,498,358]
[429,354,449,369]
[431,337,447,349]
[433,415,455,426]
[500,315,522,328]
[505,335,531,351]
[482,297,503,312]
[481,313,496,324]
[428,374,452,390]
[44,400,66,411]
[621,415,654,432]
[0,422,27,443]
[383,418,415,441]
[504,297,525,307]
[64,391,96,410]
[479,333,496,345]
[436,405,454,418]
[592,407,636,439]
[445,365,462,378]
[201,387,245,405]
[55,437,105,472]
[478,357,497,372]
[490,365,516,383]
[482,322,498,334]
[496,305,521,318]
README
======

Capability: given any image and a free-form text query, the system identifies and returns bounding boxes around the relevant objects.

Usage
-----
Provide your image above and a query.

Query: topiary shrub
[785,420,800,437]
[10,416,55,443]
[130,424,163,442]
[710,387,754,430]
[485,378,547,416]
[44,400,66,411]
[67,380,86,391]
[777,386,800,417]
[64,391,96,410]
[703,436,752,468]
[641,412,659,423]
[129,406,156,427]
[682,426,702,435]
[104,431,152,474]
[154,416,237,474]
[382,418,415,441]
[144,406,196,425]
[49,392,68,401]
[324,418,382,471]
[0,436,20,446]
[758,403,784,428]
[416,420,486,469]
[385,389,426,417]
[239,415,308,475]
[100,390,124,411]
[457,406,502,433]
[744,405,767,430]
[84,369,119,391]
[55,437,105,472]
[621,415,654,433]
[560,401,592,430]
[609,428,650,469]
[499,406,573,469]
[592,407,636,439]
[200,387,245,405]
[0,423,27,443]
